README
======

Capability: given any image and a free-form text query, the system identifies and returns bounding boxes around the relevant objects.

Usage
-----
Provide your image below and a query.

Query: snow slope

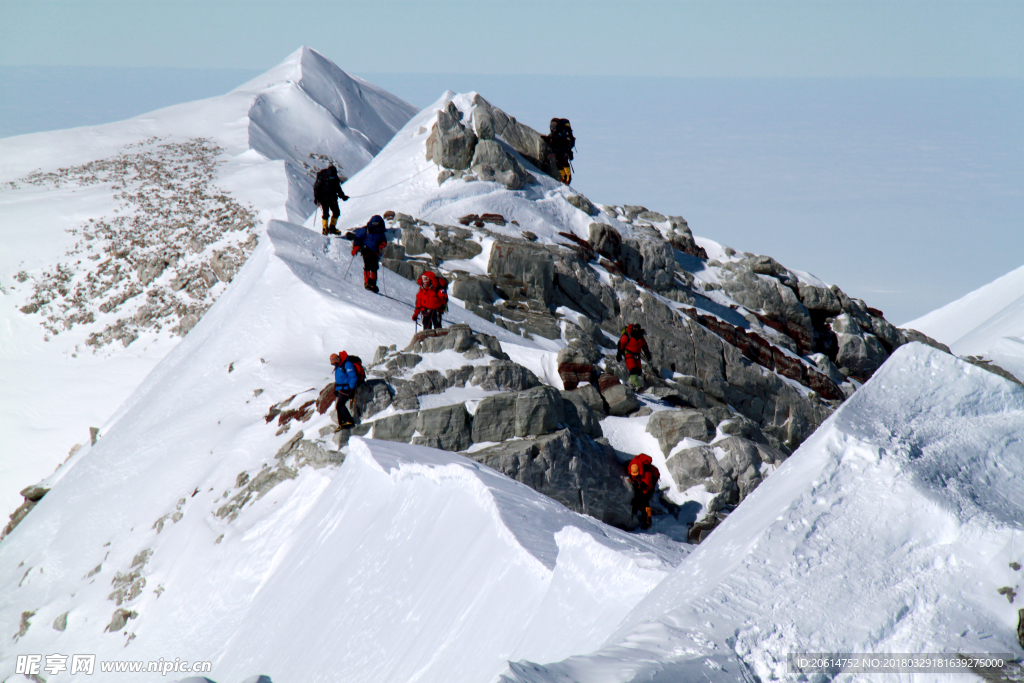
[499,342,1024,681]
[0,47,416,521]
[0,219,683,683]
[907,263,1024,381]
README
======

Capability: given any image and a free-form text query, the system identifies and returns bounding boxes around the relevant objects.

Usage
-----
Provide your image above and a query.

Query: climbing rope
[342,164,436,199]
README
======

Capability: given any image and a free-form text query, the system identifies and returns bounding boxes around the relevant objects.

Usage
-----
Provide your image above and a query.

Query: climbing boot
[629,373,643,391]
[322,217,330,235]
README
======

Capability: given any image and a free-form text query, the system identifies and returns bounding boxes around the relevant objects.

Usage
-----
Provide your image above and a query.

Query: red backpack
[435,275,449,312]
[348,355,366,387]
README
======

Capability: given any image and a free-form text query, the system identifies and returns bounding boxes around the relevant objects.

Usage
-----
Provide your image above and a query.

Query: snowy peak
[246,46,418,221]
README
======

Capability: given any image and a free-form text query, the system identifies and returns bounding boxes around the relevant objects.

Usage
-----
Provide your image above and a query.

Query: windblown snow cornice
[246,46,418,222]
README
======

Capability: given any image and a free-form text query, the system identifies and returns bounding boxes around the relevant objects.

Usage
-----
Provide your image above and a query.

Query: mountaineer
[412,271,449,330]
[330,351,365,431]
[617,323,653,390]
[543,118,575,184]
[627,453,660,530]
[349,215,387,293]
[313,165,349,235]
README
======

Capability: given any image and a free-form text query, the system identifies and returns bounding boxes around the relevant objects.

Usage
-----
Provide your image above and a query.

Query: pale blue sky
[1,0,1021,77]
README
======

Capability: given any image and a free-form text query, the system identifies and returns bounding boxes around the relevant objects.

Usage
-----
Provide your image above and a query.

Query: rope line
[343,164,436,199]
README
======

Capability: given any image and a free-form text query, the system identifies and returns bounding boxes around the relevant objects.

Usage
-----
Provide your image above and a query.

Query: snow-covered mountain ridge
[4,48,1023,683]
[0,47,418,521]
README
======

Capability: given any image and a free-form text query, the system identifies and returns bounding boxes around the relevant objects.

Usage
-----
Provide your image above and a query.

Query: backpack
[557,119,574,145]
[435,275,449,313]
[348,355,366,387]
[313,168,330,201]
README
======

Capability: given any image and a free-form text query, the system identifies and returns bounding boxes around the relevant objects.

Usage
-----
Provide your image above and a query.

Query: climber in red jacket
[412,271,448,330]
[617,323,653,391]
[627,453,659,530]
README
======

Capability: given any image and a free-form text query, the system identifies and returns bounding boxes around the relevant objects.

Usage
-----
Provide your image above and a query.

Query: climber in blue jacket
[330,351,364,431]
[349,215,388,293]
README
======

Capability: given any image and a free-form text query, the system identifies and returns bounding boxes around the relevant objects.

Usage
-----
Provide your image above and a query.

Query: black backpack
[552,118,575,148]
[313,168,329,201]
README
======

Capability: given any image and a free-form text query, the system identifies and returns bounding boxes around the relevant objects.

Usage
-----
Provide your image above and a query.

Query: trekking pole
[344,253,355,279]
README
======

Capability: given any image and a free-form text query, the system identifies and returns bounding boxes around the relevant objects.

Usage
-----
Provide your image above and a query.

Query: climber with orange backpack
[330,351,366,431]
[412,271,448,330]
[627,453,660,530]
[617,323,652,390]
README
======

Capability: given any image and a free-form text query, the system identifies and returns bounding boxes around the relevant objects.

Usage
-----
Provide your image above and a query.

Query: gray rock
[808,352,846,385]
[646,409,712,455]
[412,403,472,451]
[637,239,676,291]
[552,257,619,322]
[383,242,406,260]
[137,257,170,285]
[835,331,889,378]
[470,139,532,190]
[830,313,862,335]
[372,412,417,443]
[602,383,639,416]
[53,611,68,631]
[426,102,478,171]
[560,390,603,437]
[470,95,552,175]
[637,211,667,223]
[664,444,717,491]
[470,429,634,528]
[573,383,606,415]
[451,274,495,304]
[470,360,541,392]
[567,195,597,215]
[557,339,601,365]
[868,314,903,351]
[588,223,622,261]
[353,379,393,421]
[515,386,564,437]
[402,228,429,256]
[718,260,813,345]
[623,205,648,220]
[429,225,484,261]
[487,241,557,305]
[797,281,842,315]
[105,608,137,633]
[471,393,518,443]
